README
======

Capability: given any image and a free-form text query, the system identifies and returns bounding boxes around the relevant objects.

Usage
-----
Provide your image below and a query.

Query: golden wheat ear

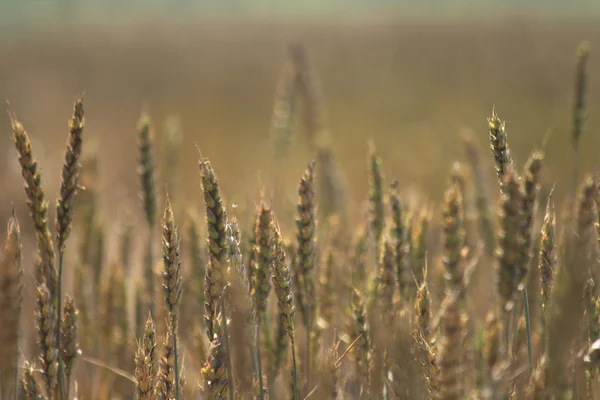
[251,202,273,321]
[295,160,317,329]
[56,97,85,254]
[225,214,254,396]
[201,320,228,399]
[10,112,57,297]
[198,157,228,342]
[411,207,431,286]
[140,313,159,398]
[538,192,556,317]
[435,291,464,399]
[21,361,43,399]
[516,150,543,291]
[495,167,522,316]
[160,196,183,400]
[350,288,370,392]
[378,236,396,316]
[156,318,183,399]
[36,282,59,397]
[295,160,318,394]
[0,213,22,398]
[134,345,153,400]
[442,178,466,295]
[61,295,79,396]
[269,220,298,396]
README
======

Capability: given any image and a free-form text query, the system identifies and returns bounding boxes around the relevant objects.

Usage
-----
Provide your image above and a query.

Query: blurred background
[0,0,599,248]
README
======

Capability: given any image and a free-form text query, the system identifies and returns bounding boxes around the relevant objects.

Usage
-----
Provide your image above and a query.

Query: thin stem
[524,288,534,375]
[221,296,235,400]
[250,339,258,384]
[291,336,299,400]
[273,158,284,218]
[172,316,181,400]
[511,303,519,350]
[56,251,66,400]
[476,196,496,259]
[572,142,580,198]
[256,318,265,400]
[80,354,136,382]
[540,300,548,352]
[502,308,510,359]
[306,299,312,391]
[146,230,155,319]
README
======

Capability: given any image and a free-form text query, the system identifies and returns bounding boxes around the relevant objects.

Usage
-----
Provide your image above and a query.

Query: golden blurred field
[1,13,598,221]
[0,10,599,397]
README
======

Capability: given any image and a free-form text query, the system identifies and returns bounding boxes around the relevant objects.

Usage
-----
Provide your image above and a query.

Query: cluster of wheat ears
[0,40,596,400]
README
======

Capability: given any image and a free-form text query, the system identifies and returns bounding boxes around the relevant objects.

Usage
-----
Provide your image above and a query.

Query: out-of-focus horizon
[0,1,598,235]
[2,1,600,24]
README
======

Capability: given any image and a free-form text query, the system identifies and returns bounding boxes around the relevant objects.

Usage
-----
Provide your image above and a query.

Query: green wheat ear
[571,41,591,196]
[138,112,158,319]
[138,113,158,228]
[571,41,590,147]
[368,143,385,247]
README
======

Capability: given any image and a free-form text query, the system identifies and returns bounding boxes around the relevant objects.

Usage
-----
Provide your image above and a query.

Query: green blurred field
[0,11,598,241]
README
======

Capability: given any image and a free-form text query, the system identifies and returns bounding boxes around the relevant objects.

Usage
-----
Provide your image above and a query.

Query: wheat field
[0,7,599,399]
